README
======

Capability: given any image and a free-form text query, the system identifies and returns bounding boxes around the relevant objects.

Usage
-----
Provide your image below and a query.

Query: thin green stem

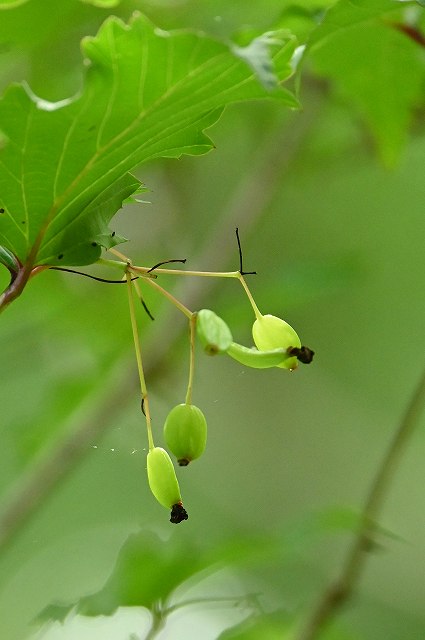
[130,264,264,321]
[185,314,197,405]
[144,603,166,640]
[131,264,239,279]
[135,270,193,319]
[132,278,143,301]
[143,593,261,640]
[106,250,265,322]
[125,271,154,451]
[132,278,154,319]
[103,252,239,280]
[97,257,127,271]
[99,256,157,280]
[109,247,130,262]
[164,593,263,617]
[238,273,262,320]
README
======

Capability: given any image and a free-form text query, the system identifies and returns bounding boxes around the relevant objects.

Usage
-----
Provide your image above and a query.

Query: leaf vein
[96,27,120,149]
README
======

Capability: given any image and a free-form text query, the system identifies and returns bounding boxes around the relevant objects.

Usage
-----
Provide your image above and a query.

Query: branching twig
[0,103,319,552]
[144,603,166,640]
[143,593,263,640]
[295,364,425,640]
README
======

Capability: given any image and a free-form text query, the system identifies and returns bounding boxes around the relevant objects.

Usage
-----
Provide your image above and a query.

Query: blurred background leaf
[306,1,425,165]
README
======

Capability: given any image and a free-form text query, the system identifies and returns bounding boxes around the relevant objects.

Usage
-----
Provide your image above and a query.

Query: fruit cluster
[143,306,313,524]
[119,239,313,524]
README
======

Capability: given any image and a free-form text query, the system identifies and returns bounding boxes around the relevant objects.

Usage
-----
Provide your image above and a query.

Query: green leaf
[38,530,206,621]
[220,614,358,640]
[218,610,294,640]
[307,0,404,49]
[0,13,298,267]
[0,0,30,8]
[305,1,425,165]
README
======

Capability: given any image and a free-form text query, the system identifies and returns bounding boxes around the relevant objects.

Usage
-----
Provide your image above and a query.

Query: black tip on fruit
[170,502,188,524]
[288,346,315,364]
[177,458,190,466]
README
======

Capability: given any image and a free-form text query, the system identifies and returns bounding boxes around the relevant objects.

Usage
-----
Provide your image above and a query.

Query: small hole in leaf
[0,208,4,214]
[58,254,64,260]
[91,242,97,247]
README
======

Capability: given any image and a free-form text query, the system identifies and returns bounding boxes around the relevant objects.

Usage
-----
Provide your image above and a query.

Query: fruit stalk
[126,271,154,450]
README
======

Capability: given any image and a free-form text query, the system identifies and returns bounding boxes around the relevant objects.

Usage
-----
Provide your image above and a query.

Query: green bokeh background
[1,1,425,639]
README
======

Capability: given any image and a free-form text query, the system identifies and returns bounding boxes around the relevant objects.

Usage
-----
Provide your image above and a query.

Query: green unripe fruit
[164,403,207,466]
[196,309,233,355]
[147,447,188,523]
[147,447,181,508]
[252,314,301,370]
[226,341,292,368]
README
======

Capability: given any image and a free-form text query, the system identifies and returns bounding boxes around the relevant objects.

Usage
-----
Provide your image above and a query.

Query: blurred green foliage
[1,1,425,639]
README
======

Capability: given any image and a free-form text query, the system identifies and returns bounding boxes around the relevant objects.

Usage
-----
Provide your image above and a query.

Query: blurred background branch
[296,364,425,640]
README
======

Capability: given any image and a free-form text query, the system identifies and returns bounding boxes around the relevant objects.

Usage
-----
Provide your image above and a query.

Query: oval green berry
[226,341,291,368]
[147,447,188,523]
[252,314,301,370]
[196,309,233,355]
[164,403,207,466]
